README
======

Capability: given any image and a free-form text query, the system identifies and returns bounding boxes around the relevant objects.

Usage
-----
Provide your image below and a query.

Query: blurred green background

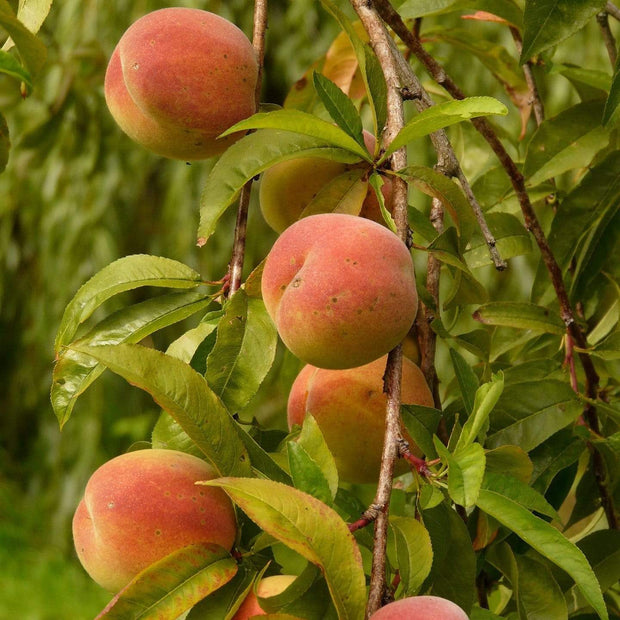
[1,0,613,616]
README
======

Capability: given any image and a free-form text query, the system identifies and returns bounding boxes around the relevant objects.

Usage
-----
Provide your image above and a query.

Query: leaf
[54,255,203,352]
[0,0,46,75]
[523,100,609,186]
[435,440,486,507]
[456,371,504,451]
[401,405,442,459]
[449,348,479,415]
[219,110,370,160]
[389,516,433,595]
[2,0,53,49]
[197,130,364,243]
[312,72,364,145]
[287,442,334,506]
[0,50,32,92]
[71,343,250,477]
[206,290,277,413]
[520,0,607,63]
[398,165,475,237]
[473,301,566,335]
[486,380,582,452]
[381,97,507,159]
[476,489,608,620]
[203,478,366,620]
[398,0,523,26]
[96,543,237,620]
[0,112,8,173]
[485,445,533,484]
[52,292,212,427]
[603,53,620,125]
[299,169,368,219]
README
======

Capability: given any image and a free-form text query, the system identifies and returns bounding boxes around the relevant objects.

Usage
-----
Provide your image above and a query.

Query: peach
[288,355,433,483]
[232,574,297,619]
[259,131,392,232]
[104,8,257,160]
[369,595,469,619]
[72,449,236,592]
[261,213,417,370]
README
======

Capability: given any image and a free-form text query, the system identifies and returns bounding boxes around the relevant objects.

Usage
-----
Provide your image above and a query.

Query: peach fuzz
[231,574,297,619]
[105,8,257,160]
[261,213,418,370]
[259,130,392,233]
[288,355,434,483]
[72,449,236,592]
[369,595,469,619]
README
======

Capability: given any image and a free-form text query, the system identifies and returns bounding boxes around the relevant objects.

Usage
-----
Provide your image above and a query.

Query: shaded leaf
[71,343,250,477]
[0,112,7,173]
[54,255,203,351]
[602,53,620,125]
[204,478,366,620]
[0,50,32,92]
[401,405,442,459]
[389,516,433,595]
[476,489,608,620]
[300,169,368,219]
[96,543,237,620]
[485,445,533,484]
[473,301,566,335]
[449,347,479,415]
[398,0,523,27]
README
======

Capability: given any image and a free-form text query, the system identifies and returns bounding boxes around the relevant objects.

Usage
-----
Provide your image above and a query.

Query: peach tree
[4,0,613,617]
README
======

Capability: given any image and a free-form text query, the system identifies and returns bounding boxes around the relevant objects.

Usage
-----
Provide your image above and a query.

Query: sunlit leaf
[473,301,566,335]
[0,0,46,75]
[389,516,433,595]
[435,439,486,507]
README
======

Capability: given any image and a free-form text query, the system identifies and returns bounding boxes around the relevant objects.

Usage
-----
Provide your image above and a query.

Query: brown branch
[597,10,618,67]
[606,2,620,22]
[377,0,618,529]
[227,0,268,295]
[510,27,545,126]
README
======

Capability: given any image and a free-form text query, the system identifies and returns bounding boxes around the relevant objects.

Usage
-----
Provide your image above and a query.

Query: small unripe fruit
[288,355,433,483]
[262,213,417,370]
[232,575,297,619]
[72,449,236,592]
[369,595,469,619]
[105,8,257,160]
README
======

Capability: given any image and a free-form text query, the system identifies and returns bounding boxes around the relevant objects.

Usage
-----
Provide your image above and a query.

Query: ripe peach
[288,355,433,483]
[231,574,297,619]
[261,213,417,370]
[72,449,236,592]
[104,8,257,160]
[369,596,469,619]
[259,131,392,232]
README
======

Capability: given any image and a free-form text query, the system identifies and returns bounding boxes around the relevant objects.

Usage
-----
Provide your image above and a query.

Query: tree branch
[227,0,268,295]
[510,26,545,126]
[606,1,620,21]
[597,10,618,67]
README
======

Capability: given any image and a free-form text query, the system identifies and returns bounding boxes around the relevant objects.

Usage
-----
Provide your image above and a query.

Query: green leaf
[449,348,479,415]
[368,172,397,234]
[382,97,507,160]
[52,291,212,427]
[54,255,203,352]
[203,478,366,620]
[220,110,370,160]
[0,0,46,75]
[312,72,364,145]
[520,0,607,63]
[483,472,560,521]
[398,0,523,27]
[485,445,533,484]
[70,343,251,477]
[389,516,433,595]
[435,440,486,507]
[288,442,334,506]
[456,371,504,451]
[603,53,620,125]
[2,0,53,47]
[206,290,277,413]
[398,165,475,237]
[487,380,582,452]
[523,100,609,186]
[530,430,585,493]
[197,130,364,243]
[476,489,608,620]
[401,405,442,459]
[96,543,237,620]
[473,301,566,335]
[299,169,368,220]
[0,112,7,173]
[0,50,32,92]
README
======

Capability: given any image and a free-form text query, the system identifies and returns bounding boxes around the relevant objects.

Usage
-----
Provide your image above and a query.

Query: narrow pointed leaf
[2,0,53,52]
[389,516,433,595]
[198,130,364,243]
[0,50,32,91]
[312,72,364,145]
[70,343,250,477]
[476,489,608,620]
[473,302,566,335]
[206,290,277,413]
[287,442,334,505]
[55,255,203,351]
[204,477,366,620]
[0,0,46,75]
[449,348,479,415]
[602,54,620,125]
[96,543,237,620]
[520,0,607,63]
[382,97,507,160]
[299,169,367,220]
[435,440,486,507]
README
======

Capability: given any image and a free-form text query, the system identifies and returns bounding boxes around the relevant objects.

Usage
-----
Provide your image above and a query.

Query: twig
[377,0,618,529]
[606,2,620,21]
[227,0,268,295]
[597,10,618,66]
[510,27,545,126]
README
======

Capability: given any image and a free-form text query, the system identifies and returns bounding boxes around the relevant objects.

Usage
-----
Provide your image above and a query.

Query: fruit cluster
[71,6,463,618]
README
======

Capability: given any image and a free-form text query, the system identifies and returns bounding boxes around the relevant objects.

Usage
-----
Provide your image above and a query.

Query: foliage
[2,0,620,618]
